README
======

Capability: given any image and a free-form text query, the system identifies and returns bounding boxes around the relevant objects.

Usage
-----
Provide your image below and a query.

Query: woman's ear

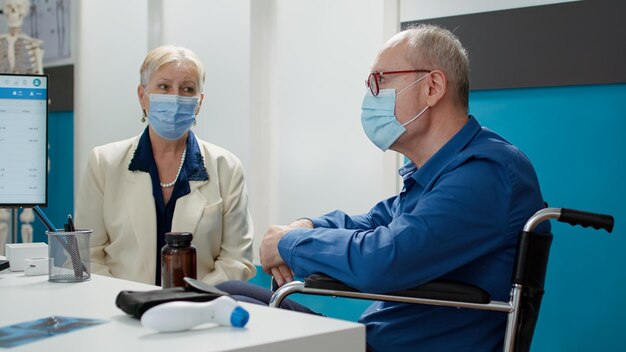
[137,84,148,110]
[425,70,447,107]
[195,92,205,115]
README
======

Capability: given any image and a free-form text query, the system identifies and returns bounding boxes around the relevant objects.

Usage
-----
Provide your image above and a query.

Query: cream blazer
[75,135,256,285]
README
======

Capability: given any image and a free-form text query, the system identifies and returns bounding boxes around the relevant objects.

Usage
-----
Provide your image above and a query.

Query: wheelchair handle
[524,207,614,233]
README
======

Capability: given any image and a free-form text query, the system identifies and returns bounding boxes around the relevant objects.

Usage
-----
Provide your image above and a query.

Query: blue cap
[230,306,249,328]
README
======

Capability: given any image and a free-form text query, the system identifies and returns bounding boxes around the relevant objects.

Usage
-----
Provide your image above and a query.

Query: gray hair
[139,45,205,90]
[400,25,470,109]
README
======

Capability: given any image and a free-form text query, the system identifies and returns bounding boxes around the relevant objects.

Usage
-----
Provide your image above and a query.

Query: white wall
[270,0,399,220]
[160,0,251,170]
[74,0,150,182]
[248,0,401,261]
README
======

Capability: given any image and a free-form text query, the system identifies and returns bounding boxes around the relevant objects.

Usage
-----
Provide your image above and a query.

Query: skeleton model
[19,207,34,242]
[0,0,43,74]
[0,209,9,254]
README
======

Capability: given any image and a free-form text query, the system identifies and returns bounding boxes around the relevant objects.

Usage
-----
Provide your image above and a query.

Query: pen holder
[46,230,92,283]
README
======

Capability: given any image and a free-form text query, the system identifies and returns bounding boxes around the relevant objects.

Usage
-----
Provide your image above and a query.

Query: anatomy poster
[22,0,71,65]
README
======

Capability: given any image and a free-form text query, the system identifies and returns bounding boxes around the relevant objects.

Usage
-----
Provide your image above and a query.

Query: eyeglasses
[366,69,431,96]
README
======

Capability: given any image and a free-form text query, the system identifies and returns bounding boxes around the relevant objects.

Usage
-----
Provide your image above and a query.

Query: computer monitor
[0,73,48,207]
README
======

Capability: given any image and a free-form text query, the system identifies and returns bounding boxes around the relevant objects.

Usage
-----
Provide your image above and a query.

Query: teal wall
[470,83,625,351]
[251,83,625,351]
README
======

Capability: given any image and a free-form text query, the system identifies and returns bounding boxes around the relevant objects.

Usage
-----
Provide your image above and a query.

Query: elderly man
[219,24,549,351]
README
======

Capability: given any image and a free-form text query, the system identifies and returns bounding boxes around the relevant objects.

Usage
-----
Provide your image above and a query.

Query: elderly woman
[75,46,255,285]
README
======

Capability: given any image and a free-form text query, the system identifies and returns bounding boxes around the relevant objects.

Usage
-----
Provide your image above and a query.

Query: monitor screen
[0,73,48,206]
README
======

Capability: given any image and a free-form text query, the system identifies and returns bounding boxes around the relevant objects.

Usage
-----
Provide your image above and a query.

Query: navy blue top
[279,116,549,351]
[128,128,209,285]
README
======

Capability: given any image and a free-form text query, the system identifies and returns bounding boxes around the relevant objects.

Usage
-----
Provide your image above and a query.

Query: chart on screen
[0,74,48,206]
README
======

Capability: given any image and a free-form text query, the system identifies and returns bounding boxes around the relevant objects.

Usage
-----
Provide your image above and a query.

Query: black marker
[67,214,75,232]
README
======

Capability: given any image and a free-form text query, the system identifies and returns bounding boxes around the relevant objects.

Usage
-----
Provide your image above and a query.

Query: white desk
[0,271,365,351]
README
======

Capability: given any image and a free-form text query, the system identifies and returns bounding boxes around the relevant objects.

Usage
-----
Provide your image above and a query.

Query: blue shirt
[128,128,209,285]
[278,117,549,351]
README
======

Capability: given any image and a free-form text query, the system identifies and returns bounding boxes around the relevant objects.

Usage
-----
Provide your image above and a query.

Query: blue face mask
[147,93,199,141]
[360,75,429,151]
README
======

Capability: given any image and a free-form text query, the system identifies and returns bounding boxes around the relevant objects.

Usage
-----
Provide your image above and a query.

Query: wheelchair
[269,207,614,352]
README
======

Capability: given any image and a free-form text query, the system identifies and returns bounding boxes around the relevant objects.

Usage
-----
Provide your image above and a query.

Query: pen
[33,206,58,233]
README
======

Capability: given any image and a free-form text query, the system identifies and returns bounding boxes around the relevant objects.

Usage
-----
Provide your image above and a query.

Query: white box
[5,243,48,271]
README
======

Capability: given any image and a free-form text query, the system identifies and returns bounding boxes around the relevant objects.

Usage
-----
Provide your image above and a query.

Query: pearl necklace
[160,147,187,188]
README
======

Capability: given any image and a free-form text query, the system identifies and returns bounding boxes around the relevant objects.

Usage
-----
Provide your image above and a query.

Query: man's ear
[425,70,447,107]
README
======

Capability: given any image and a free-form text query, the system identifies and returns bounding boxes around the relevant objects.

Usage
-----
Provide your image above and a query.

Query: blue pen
[33,206,58,233]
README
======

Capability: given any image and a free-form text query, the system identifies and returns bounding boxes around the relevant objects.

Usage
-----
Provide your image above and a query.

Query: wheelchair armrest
[304,274,491,304]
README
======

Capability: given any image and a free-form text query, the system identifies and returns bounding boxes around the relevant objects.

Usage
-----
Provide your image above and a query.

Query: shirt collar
[185,131,209,181]
[128,128,209,181]
[128,127,152,172]
[400,115,481,186]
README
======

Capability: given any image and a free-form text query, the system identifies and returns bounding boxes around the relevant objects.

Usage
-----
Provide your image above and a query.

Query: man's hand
[271,265,294,288]
[260,219,314,287]
[260,225,291,273]
[288,218,314,229]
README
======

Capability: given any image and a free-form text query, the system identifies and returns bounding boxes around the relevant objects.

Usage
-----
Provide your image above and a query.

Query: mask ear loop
[396,72,430,96]
[402,105,429,127]
[192,96,202,126]
[398,72,431,127]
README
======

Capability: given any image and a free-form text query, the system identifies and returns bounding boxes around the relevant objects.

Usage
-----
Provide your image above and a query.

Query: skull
[3,0,30,28]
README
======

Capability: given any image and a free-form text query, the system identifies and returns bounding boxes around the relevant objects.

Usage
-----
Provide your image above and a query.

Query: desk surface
[0,270,365,351]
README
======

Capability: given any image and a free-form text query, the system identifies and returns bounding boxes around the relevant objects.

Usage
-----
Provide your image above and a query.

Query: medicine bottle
[161,232,197,288]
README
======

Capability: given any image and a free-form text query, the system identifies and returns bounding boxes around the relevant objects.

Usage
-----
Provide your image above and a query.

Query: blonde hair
[139,45,205,90]
[400,25,470,109]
